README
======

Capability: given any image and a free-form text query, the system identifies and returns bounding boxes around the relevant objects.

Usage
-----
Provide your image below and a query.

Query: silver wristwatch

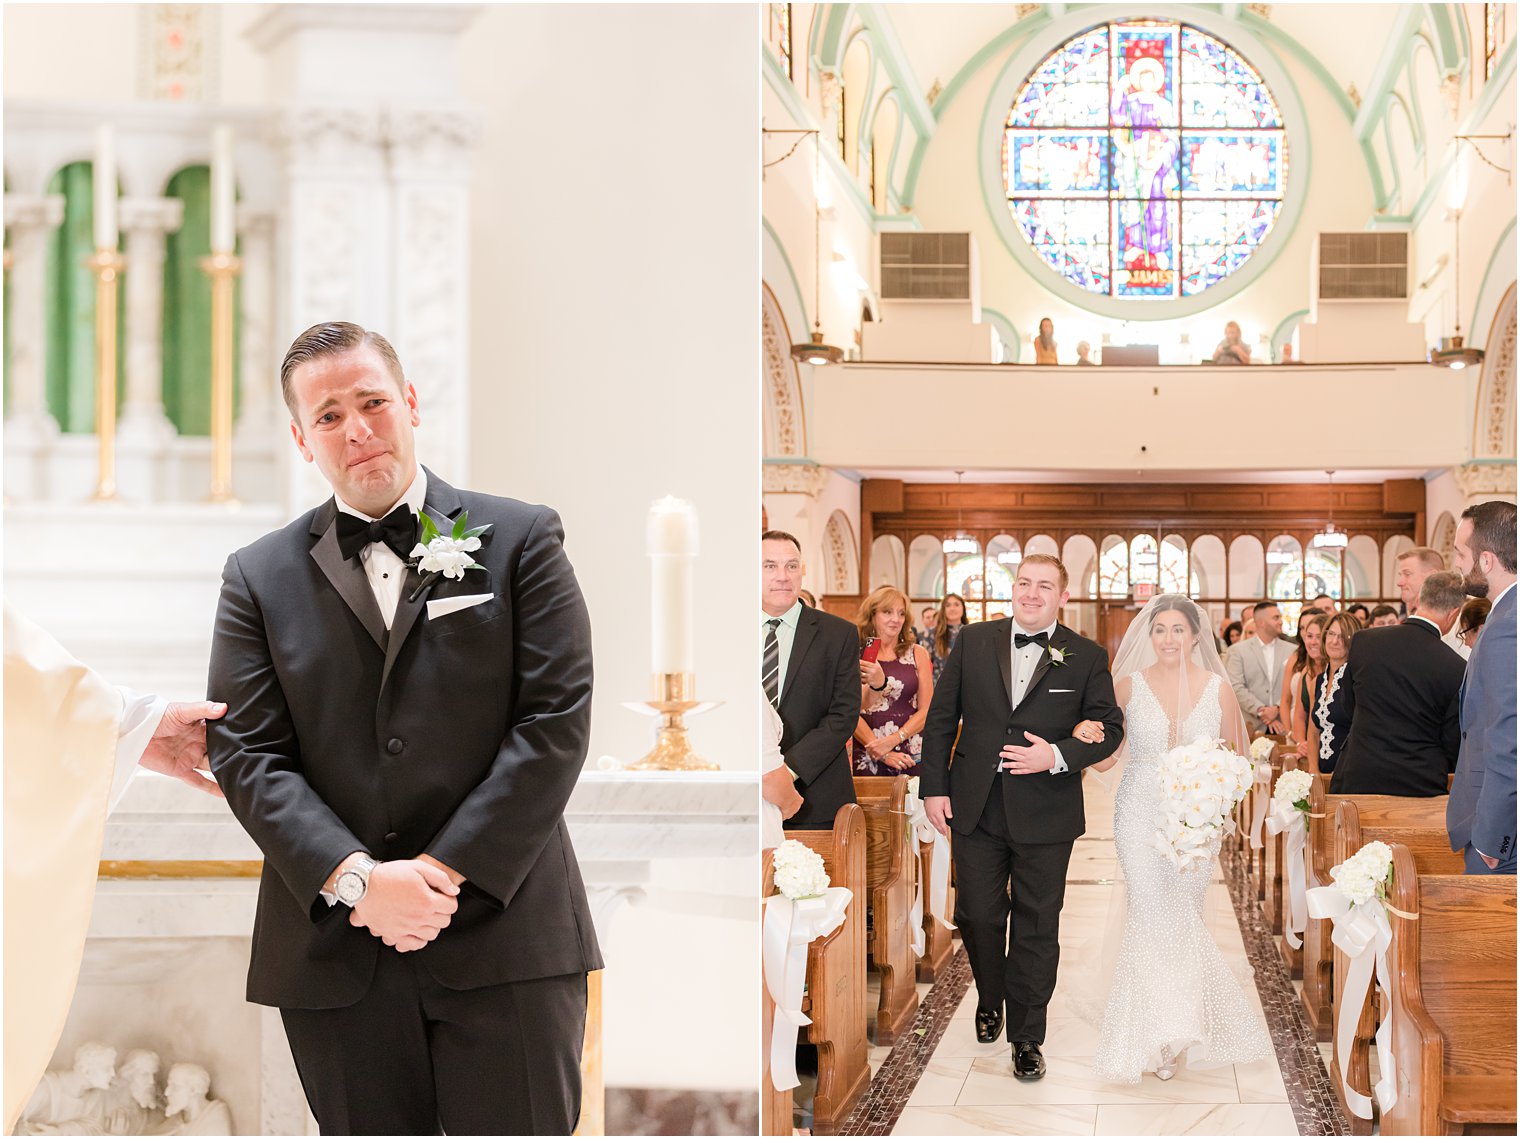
[334,856,377,906]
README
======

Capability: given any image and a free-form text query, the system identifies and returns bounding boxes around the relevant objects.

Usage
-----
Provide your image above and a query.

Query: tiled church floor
[825,777,1352,1137]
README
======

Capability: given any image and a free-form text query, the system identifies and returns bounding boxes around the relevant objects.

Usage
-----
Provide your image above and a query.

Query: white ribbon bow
[1305,886,1401,1120]
[1265,802,1308,948]
[761,887,852,1091]
[905,788,955,945]
[1248,762,1273,849]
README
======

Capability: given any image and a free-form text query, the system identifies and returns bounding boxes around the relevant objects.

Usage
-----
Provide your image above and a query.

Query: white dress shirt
[762,599,803,701]
[334,467,428,630]
[1008,620,1069,775]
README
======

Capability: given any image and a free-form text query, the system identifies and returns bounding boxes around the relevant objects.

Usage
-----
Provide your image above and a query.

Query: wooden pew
[852,776,919,1046]
[1329,798,1464,1133]
[790,804,870,1135]
[1380,843,1517,1136]
[760,848,795,1137]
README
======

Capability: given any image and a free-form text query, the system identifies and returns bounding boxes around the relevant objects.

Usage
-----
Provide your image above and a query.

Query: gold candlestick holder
[86,247,126,501]
[624,672,721,771]
[199,250,242,503]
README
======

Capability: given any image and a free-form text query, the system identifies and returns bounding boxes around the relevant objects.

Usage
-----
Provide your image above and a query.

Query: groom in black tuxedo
[920,554,1122,1078]
[207,323,602,1135]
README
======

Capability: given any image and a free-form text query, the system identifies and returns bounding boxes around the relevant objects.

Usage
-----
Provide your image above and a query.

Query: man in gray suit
[1448,500,1517,875]
[1225,601,1294,734]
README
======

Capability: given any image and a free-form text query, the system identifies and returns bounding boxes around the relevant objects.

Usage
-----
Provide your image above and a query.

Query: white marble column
[385,106,481,485]
[3,193,66,499]
[248,4,481,516]
[117,197,184,447]
[234,209,278,427]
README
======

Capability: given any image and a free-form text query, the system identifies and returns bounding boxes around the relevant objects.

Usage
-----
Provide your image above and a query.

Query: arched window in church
[1003,20,1287,300]
[769,4,792,79]
[1092,535,1198,597]
[945,550,1013,621]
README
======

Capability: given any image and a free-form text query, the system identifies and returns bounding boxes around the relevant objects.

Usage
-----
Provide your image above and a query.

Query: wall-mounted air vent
[880,232,972,301]
[1317,232,1409,300]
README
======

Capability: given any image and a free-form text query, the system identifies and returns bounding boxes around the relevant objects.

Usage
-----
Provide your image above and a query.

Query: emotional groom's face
[288,345,422,518]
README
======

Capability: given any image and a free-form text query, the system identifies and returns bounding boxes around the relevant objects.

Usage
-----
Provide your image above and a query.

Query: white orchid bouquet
[1327,840,1394,908]
[1154,736,1256,870]
[1271,768,1314,818]
[1250,736,1276,763]
[772,839,831,901]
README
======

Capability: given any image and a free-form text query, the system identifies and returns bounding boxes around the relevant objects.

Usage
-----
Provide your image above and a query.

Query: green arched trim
[1470,217,1516,337]
[980,306,1021,364]
[1269,308,1309,360]
[842,26,879,177]
[762,217,811,324]
[977,4,1312,322]
[1421,3,1467,74]
[43,161,125,432]
[813,4,857,71]
[162,165,241,436]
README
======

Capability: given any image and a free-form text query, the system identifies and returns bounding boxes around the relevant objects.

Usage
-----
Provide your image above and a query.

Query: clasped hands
[924,718,1108,836]
[348,858,461,953]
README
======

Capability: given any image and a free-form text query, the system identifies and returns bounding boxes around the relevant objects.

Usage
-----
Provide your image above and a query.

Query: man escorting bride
[921,565,1269,1084]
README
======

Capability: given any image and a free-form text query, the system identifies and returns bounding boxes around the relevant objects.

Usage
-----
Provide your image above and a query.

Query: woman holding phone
[852,585,934,775]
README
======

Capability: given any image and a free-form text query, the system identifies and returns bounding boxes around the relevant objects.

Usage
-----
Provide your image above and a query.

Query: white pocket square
[427,593,493,620]
[1048,688,1076,693]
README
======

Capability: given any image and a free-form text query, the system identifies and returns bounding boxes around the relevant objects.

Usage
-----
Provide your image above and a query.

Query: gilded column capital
[763,462,829,497]
[1452,462,1517,500]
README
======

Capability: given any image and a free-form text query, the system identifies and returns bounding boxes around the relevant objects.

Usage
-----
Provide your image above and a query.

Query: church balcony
[808,361,1475,474]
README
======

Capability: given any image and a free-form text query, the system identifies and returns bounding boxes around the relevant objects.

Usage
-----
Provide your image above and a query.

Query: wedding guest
[1075,340,1096,366]
[1310,612,1360,773]
[798,589,817,608]
[1285,611,1329,760]
[852,586,933,776]
[930,593,973,684]
[1212,321,1251,364]
[1221,621,1244,649]
[1347,602,1370,624]
[1311,593,1337,613]
[1457,596,1492,650]
[1368,603,1401,628]
[762,531,861,830]
[915,605,938,648]
[1279,343,1303,364]
[1448,500,1517,873]
[1328,572,1465,796]
[1032,317,1059,364]
[1225,601,1294,734]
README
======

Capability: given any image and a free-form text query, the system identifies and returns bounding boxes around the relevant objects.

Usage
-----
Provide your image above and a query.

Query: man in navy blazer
[1448,500,1517,874]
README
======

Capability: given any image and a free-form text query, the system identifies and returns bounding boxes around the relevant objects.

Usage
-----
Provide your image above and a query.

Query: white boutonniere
[406,510,492,601]
[1047,645,1069,667]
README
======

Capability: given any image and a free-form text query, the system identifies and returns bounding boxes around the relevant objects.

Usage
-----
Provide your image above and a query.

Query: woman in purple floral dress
[852,586,934,776]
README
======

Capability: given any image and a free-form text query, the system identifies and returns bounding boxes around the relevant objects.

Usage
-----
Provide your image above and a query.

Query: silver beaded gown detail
[1092,671,1272,1083]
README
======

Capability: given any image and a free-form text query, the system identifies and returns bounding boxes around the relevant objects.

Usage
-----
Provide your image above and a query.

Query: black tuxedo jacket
[1327,619,1464,797]
[778,604,861,831]
[207,469,604,1010]
[919,620,1123,844]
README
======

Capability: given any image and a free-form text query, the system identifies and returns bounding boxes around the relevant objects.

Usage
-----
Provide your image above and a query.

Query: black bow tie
[336,504,417,562]
[1014,631,1050,649]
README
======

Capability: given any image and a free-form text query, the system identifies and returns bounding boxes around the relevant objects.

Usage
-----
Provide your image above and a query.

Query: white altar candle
[647,496,699,675]
[93,125,117,250]
[210,125,235,254]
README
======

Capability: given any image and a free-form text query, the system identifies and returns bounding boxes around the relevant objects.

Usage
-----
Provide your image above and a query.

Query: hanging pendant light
[1312,469,1349,550]
[942,470,977,554]
[1429,207,1485,370]
[790,132,845,367]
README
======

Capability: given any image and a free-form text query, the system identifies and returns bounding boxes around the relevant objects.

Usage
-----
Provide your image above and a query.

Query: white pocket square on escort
[1048,688,1076,693]
[426,594,494,621]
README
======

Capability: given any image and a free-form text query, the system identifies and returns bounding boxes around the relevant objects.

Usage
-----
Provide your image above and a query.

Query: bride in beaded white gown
[1077,595,1272,1084]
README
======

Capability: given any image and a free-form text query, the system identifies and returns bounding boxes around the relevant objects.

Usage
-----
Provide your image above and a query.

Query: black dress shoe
[974,1006,1003,1043]
[1011,1040,1046,1080]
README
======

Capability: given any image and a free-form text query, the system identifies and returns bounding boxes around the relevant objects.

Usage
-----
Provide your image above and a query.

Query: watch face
[336,872,365,905]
